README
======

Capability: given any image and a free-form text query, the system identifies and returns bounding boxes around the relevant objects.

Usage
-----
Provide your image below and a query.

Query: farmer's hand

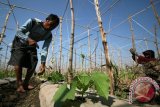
[130,48,136,54]
[130,48,138,56]
[27,38,36,46]
[38,63,45,75]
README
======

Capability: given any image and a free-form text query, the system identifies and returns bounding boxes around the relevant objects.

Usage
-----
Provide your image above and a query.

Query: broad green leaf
[91,72,110,99]
[62,81,77,101]
[73,73,91,95]
[52,83,69,102]
[77,73,90,86]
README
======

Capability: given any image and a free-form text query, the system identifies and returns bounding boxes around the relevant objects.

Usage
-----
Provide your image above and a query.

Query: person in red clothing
[130,49,160,103]
[130,48,160,80]
[130,48,157,63]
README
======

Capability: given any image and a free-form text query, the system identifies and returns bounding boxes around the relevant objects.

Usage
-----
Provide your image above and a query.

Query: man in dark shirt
[8,14,59,92]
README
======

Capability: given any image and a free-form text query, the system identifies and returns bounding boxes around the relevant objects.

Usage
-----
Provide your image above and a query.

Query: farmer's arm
[130,48,139,62]
[41,35,52,64]
[39,35,52,73]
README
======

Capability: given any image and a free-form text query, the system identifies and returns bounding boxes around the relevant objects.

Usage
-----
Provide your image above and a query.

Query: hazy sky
[0,0,160,69]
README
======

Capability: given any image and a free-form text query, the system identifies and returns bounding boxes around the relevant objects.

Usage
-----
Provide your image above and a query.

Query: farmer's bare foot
[28,84,34,90]
[23,84,34,90]
[16,85,25,93]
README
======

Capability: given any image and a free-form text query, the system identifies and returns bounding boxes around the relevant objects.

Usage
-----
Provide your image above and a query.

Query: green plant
[114,67,141,99]
[110,62,119,91]
[75,73,92,97]
[47,71,64,83]
[0,71,5,79]
[80,54,85,70]
[7,70,16,77]
[53,71,110,105]
[0,70,16,78]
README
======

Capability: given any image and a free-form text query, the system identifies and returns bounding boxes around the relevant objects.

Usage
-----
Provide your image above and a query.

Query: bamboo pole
[144,37,149,50]
[67,0,75,84]
[150,0,160,26]
[4,46,9,69]
[50,34,56,71]
[0,54,2,68]
[154,25,160,58]
[128,17,136,50]
[94,38,97,68]
[100,48,102,72]
[85,58,86,71]
[81,46,83,71]
[74,49,76,72]
[55,56,57,71]
[0,7,14,44]
[88,27,92,72]
[110,45,113,61]
[94,0,114,95]
[66,52,69,72]
[7,0,19,30]
[118,48,122,72]
[128,16,137,64]
[62,55,64,73]
[59,17,63,73]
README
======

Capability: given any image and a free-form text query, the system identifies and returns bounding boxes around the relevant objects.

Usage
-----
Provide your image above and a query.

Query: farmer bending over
[8,14,59,92]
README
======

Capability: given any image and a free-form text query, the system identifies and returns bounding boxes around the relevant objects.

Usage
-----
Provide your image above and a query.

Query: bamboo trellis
[0,6,14,44]
[67,0,75,84]
[94,0,114,95]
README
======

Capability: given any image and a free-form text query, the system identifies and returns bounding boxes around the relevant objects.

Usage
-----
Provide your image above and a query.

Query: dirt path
[0,77,42,107]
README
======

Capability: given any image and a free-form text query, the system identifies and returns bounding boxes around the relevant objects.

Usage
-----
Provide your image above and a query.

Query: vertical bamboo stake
[94,0,114,95]
[88,27,92,72]
[110,45,113,61]
[120,50,123,70]
[59,17,63,73]
[128,16,137,63]
[51,34,56,71]
[144,38,148,50]
[67,0,75,84]
[0,54,2,68]
[150,0,160,26]
[55,56,57,71]
[85,59,86,71]
[154,25,160,58]
[0,7,14,44]
[118,48,122,72]
[74,49,76,72]
[78,43,81,71]
[62,55,64,72]
[66,52,69,72]
[4,46,8,69]
[94,38,97,68]
[128,17,136,50]
[7,0,19,30]
[100,48,102,72]
[80,44,83,71]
